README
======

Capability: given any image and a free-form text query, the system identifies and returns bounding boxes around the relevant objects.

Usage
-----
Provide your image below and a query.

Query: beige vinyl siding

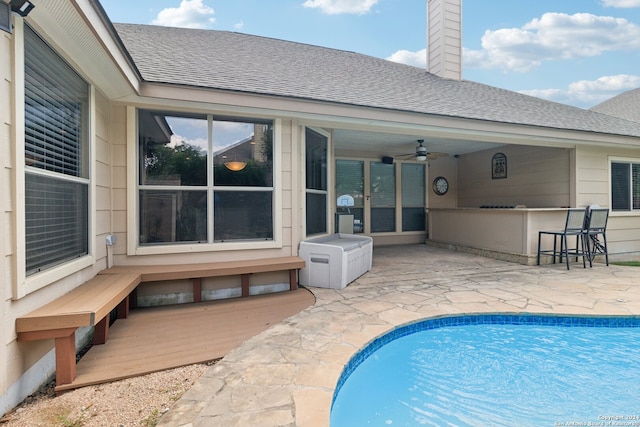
[576,145,640,258]
[457,145,571,208]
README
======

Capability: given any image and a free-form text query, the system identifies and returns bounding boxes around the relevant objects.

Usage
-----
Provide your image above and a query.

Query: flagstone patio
[157,244,640,426]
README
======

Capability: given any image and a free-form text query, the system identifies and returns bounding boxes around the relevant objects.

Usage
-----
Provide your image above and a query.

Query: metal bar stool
[537,208,588,270]
[584,208,609,266]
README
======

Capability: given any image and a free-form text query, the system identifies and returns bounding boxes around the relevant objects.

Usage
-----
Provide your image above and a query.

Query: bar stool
[537,208,588,270]
[584,208,609,266]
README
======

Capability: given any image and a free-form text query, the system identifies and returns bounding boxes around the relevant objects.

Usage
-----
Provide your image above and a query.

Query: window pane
[634,164,640,210]
[402,164,425,231]
[402,207,425,231]
[371,208,395,233]
[402,164,425,206]
[139,190,207,244]
[306,129,328,236]
[611,163,630,211]
[214,191,273,241]
[25,173,88,274]
[336,160,364,207]
[370,162,395,232]
[24,25,89,276]
[139,110,208,186]
[24,26,89,178]
[306,129,327,191]
[306,192,327,236]
[213,121,273,187]
[370,162,395,207]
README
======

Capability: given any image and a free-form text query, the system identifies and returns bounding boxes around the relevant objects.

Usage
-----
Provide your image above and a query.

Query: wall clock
[432,176,449,195]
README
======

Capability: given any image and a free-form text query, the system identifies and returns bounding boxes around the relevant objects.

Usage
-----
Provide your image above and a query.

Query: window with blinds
[370,162,395,233]
[401,163,425,231]
[611,162,640,211]
[336,160,364,231]
[24,25,89,275]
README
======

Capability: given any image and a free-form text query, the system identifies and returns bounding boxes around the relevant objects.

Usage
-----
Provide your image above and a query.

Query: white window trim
[11,19,95,299]
[126,107,282,255]
[609,156,640,217]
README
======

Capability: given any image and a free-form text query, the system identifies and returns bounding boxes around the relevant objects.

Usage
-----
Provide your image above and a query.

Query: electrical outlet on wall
[105,234,116,246]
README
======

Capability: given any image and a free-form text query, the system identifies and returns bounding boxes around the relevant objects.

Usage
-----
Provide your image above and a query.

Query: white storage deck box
[298,234,373,289]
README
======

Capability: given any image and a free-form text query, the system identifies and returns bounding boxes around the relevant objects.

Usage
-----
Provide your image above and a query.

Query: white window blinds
[24,25,89,275]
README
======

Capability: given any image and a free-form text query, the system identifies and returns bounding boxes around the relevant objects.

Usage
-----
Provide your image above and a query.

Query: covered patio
[154,245,640,426]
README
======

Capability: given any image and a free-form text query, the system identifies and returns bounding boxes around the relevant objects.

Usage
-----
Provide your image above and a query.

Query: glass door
[336,160,364,232]
[370,162,396,233]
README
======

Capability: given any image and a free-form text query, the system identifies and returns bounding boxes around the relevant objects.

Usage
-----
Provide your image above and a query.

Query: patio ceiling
[333,128,505,160]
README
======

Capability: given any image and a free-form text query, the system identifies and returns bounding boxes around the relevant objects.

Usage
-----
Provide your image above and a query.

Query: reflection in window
[137,110,274,245]
[24,24,89,275]
[305,129,328,236]
[213,121,273,187]
[214,191,273,241]
[139,190,207,244]
[139,111,207,186]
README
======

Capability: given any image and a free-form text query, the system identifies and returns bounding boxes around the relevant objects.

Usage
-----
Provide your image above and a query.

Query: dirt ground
[0,363,212,427]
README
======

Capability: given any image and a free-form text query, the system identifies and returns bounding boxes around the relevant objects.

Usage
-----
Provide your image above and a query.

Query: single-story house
[2,0,640,415]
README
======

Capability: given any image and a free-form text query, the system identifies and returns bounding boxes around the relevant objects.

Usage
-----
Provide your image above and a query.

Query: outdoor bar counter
[427,207,569,265]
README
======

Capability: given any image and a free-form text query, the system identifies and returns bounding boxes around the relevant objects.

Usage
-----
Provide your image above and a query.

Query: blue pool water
[331,315,640,427]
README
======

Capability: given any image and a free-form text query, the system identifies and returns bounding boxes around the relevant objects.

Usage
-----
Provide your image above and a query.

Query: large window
[138,110,273,245]
[24,25,89,275]
[305,128,328,236]
[611,161,640,211]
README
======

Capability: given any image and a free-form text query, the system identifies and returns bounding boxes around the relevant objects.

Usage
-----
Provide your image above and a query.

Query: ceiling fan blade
[426,152,449,160]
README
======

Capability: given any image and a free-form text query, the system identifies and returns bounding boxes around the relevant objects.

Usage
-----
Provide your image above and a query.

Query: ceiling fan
[394,139,449,162]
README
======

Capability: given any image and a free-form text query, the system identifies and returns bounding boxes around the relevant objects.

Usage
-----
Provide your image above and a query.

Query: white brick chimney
[427,0,462,80]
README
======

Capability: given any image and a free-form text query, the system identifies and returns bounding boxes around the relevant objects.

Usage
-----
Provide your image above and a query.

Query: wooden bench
[16,256,305,389]
[16,273,142,386]
[99,256,305,302]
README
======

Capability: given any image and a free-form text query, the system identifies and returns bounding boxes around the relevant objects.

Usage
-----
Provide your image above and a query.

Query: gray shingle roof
[114,23,640,138]
[591,87,640,124]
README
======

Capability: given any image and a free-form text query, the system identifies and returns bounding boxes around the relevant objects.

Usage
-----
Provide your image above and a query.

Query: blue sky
[100,0,640,109]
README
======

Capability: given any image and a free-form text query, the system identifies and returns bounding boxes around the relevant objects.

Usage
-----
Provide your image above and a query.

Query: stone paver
[157,245,640,427]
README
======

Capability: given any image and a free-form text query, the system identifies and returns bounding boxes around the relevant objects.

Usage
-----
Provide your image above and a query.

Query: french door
[335,159,425,234]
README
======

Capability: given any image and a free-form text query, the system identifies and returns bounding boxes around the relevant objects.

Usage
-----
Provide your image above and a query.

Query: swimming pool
[331,314,640,426]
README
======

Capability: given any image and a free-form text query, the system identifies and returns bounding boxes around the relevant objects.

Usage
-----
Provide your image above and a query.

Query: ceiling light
[224,161,247,171]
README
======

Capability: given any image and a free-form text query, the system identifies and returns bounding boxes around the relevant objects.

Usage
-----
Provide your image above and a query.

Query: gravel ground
[0,363,211,427]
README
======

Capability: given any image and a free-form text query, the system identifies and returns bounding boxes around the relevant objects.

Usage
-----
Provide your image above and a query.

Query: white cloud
[302,0,378,15]
[601,0,640,7]
[520,74,640,107]
[465,12,640,72]
[152,0,215,29]
[388,13,640,73]
[386,48,426,68]
[234,20,244,30]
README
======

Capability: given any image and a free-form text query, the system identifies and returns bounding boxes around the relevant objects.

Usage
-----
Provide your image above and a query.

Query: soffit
[23,0,137,99]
